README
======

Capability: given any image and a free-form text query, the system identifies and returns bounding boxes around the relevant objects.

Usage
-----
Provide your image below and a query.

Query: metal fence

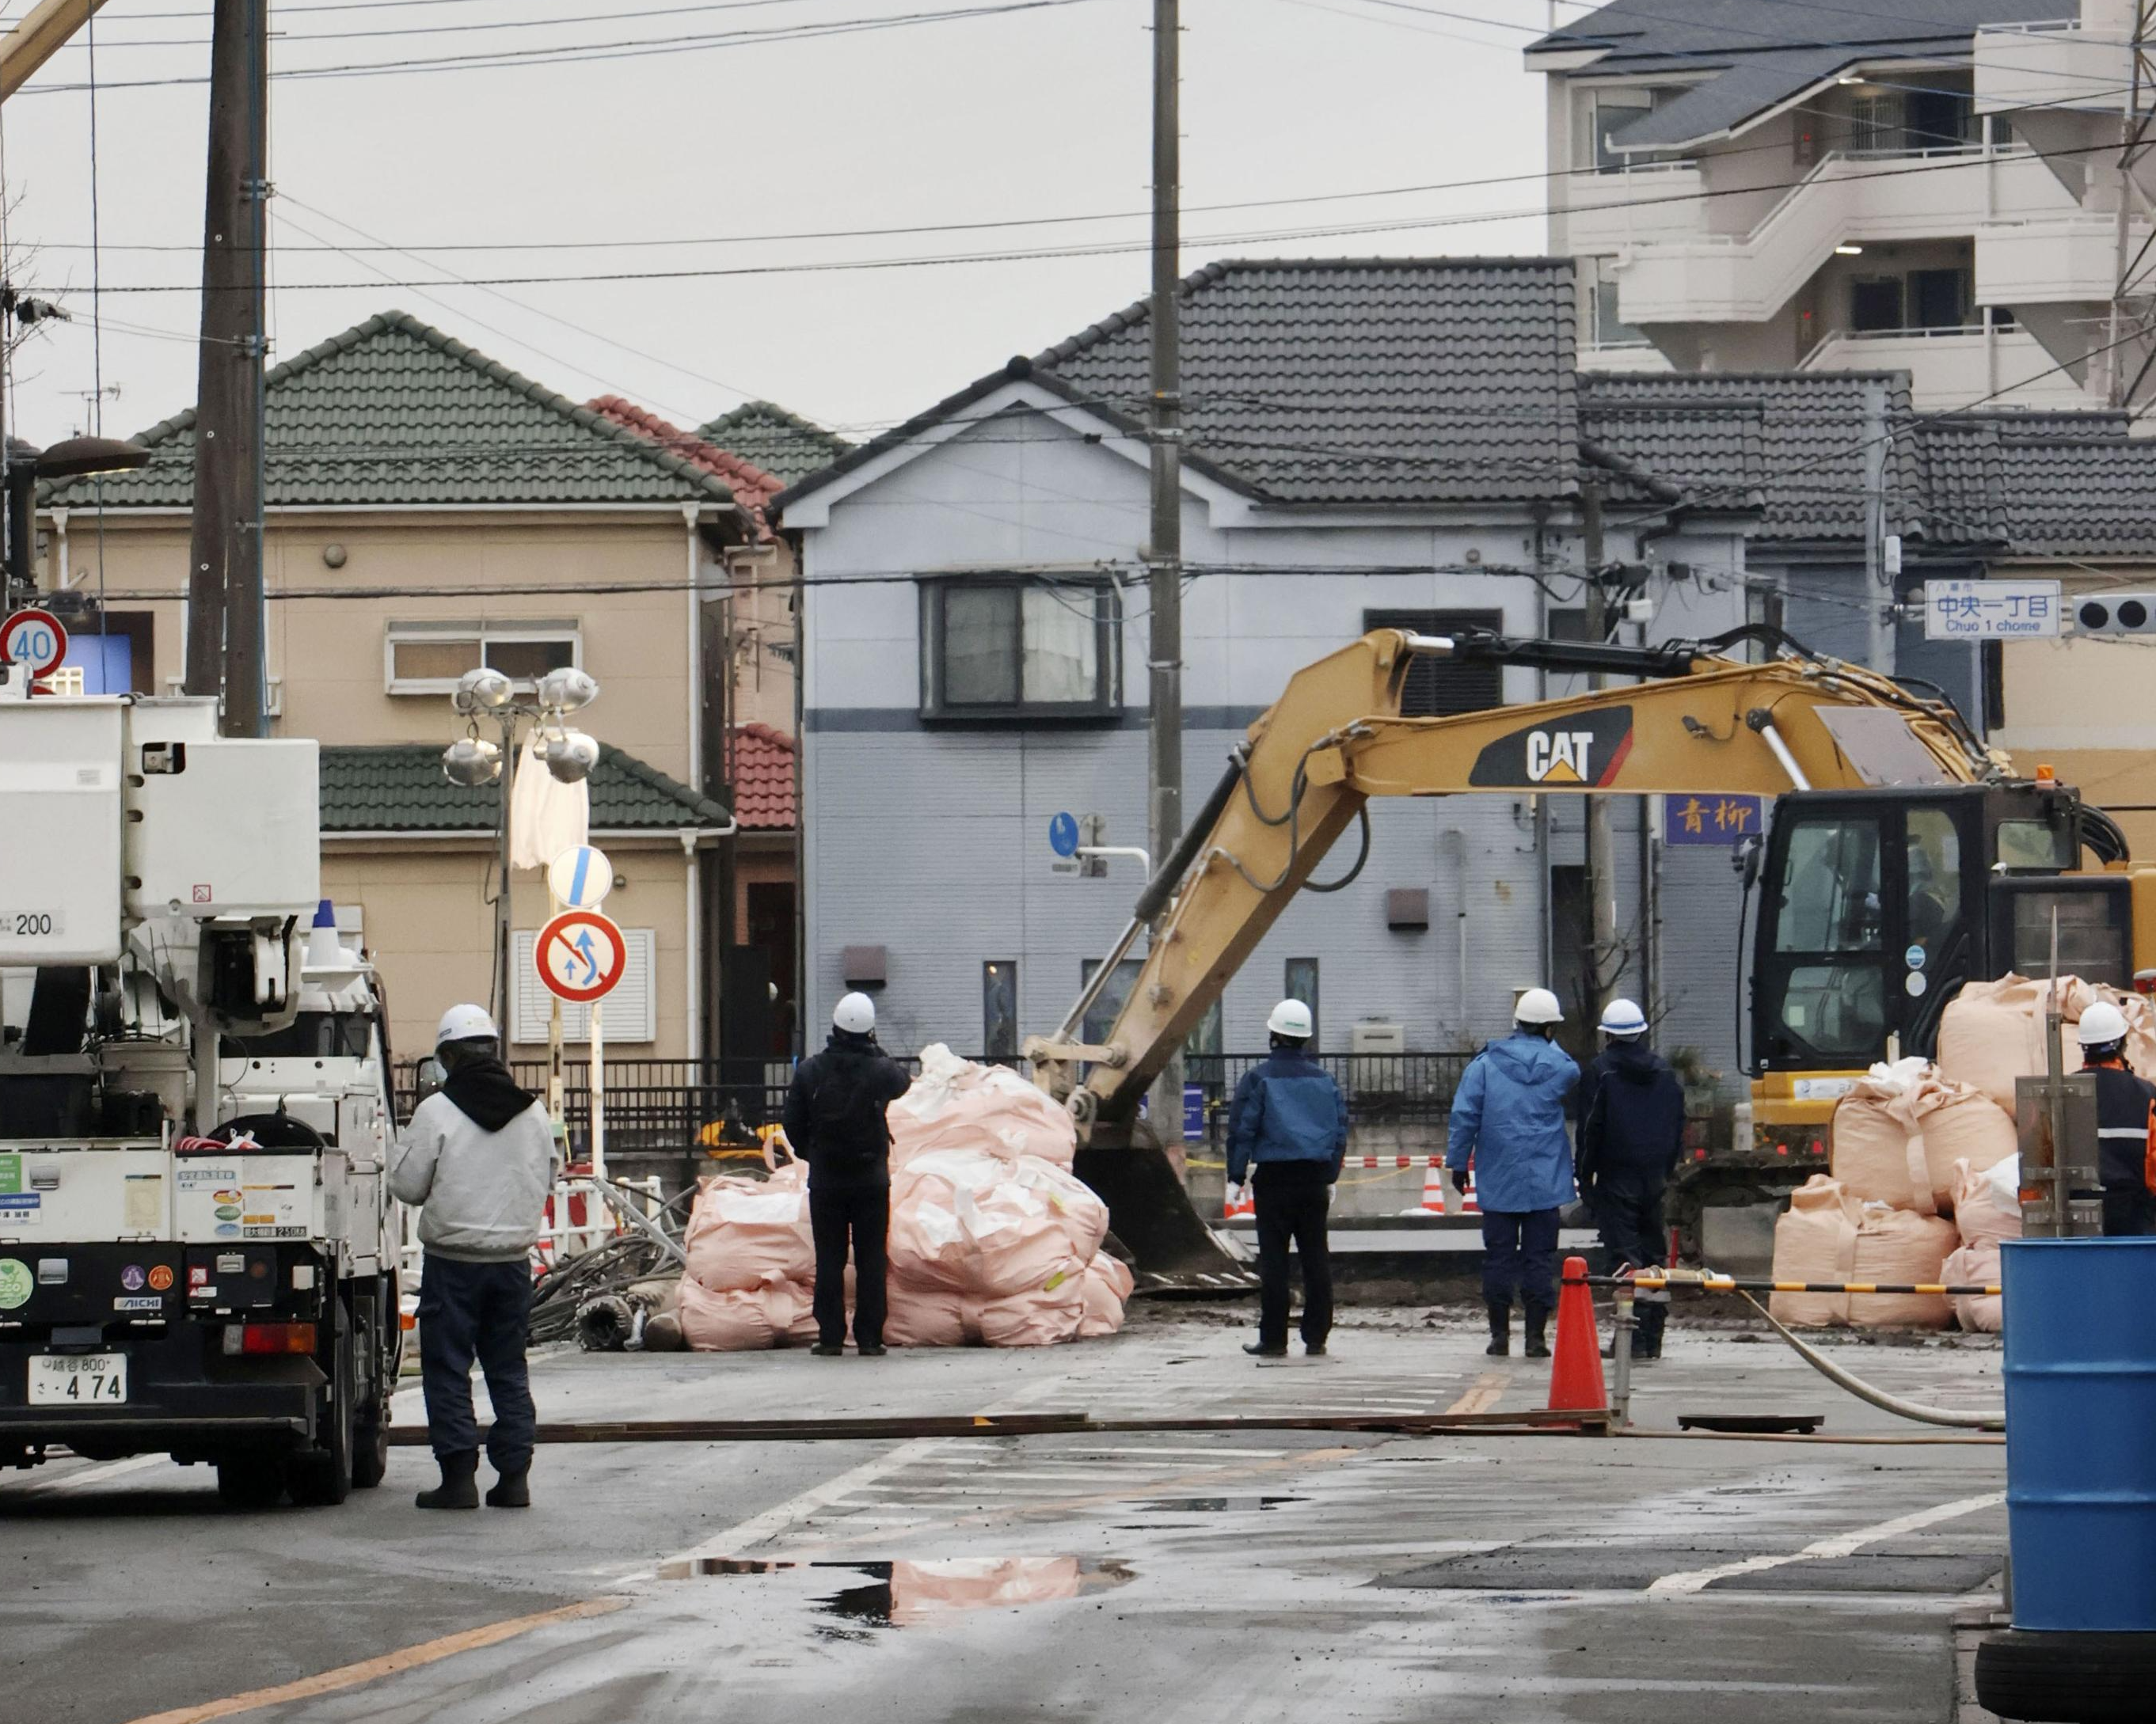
[395,1049,1476,1155]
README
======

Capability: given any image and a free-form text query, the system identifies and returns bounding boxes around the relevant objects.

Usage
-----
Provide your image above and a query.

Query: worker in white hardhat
[389,1004,557,1510]
[1445,986,1580,1358]
[2076,1000,2156,1236]
[1226,998,1348,1358]
[782,993,911,1356]
[1576,998,1685,1363]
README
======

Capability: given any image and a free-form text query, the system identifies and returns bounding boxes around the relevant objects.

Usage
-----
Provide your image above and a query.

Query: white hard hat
[1599,998,1648,1037]
[833,992,877,1035]
[1515,987,1564,1026]
[1266,999,1314,1039]
[436,1003,498,1046]
[2078,1001,2131,1047]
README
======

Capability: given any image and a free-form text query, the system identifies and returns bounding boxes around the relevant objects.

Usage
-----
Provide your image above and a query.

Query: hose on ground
[1738,1290,2004,1431]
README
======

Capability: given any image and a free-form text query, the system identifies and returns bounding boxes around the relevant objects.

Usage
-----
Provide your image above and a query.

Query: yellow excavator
[1026,625,2145,1291]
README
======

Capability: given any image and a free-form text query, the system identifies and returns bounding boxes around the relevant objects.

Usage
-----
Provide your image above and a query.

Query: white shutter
[511,928,657,1046]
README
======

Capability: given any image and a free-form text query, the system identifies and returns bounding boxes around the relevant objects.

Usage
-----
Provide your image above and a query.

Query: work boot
[1304,1342,1328,1357]
[1523,1306,1552,1361]
[858,1343,888,1358]
[416,1451,480,1511]
[810,1342,844,1358]
[485,1468,531,1509]
[1484,1301,1510,1358]
[1634,1304,1667,1362]
[1244,1340,1288,1358]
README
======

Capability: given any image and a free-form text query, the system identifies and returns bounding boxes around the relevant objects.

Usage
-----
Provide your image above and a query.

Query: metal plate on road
[0,608,67,678]
[534,909,627,1004]
[546,845,614,910]
[29,1351,127,1405]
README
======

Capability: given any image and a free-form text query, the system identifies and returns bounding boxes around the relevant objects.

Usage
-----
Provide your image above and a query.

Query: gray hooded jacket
[390,1088,557,1263]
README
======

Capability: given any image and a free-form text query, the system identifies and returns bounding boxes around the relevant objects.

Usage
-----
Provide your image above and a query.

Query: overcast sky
[0,0,1561,450]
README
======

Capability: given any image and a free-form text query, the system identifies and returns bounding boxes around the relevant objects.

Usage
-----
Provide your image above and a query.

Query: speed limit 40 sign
[0,609,67,682]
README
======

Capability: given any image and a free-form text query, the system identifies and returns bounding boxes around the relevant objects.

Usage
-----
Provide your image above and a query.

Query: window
[1849,90,1904,154]
[511,926,657,1043]
[1850,276,1903,334]
[1905,807,1963,953]
[1081,956,1143,1046]
[1591,258,1647,349]
[1906,87,1973,150]
[1283,958,1320,1050]
[386,621,580,696]
[983,961,1018,1060]
[920,576,1119,720]
[1998,818,2074,872]
[1582,86,1656,171]
[1774,818,1883,954]
[1363,609,1504,716]
[1188,997,1222,1060]
[1911,268,1971,331]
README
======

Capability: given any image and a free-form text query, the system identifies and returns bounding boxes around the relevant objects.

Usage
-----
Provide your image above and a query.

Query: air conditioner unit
[1349,1019,1407,1097]
[1352,1020,1406,1054]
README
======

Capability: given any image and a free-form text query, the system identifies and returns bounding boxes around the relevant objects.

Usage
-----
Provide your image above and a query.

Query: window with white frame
[1580,85,1655,172]
[1591,257,1648,349]
[511,926,657,1043]
[385,621,581,696]
[919,575,1119,721]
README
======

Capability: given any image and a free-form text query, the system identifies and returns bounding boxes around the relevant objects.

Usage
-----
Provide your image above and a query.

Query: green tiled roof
[694,400,852,488]
[44,311,742,513]
[321,743,730,834]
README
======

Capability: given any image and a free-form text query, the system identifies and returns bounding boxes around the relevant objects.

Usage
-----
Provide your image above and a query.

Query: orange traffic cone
[1224,1181,1254,1221]
[1459,1171,1480,1215]
[1416,1162,1447,1213]
[1546,1254,1608,1416]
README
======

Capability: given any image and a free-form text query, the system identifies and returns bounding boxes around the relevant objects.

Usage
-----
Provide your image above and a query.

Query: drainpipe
[49,505,67,592]
[680,828,700,1065]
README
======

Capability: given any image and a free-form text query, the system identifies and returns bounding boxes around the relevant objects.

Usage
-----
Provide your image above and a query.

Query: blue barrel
[2003,1237,2156,1631]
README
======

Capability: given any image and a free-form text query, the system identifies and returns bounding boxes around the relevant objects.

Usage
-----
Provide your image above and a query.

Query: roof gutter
[322,824,736,844]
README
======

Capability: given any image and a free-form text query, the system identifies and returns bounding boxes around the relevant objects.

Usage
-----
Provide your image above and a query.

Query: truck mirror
[1732,835,1762,890]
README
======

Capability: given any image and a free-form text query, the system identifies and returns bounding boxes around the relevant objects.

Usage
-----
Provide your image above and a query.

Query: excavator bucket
[1075,1117,1256,1297]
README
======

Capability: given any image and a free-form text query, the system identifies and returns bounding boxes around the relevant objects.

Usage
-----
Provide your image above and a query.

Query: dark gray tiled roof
[775,258,1580,513]
[1580,397,1765,511]
[1992,438,2156,557]
[1533,0,2063,151]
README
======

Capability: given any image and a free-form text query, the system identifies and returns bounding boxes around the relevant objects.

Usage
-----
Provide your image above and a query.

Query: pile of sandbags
[1828,1057,2016,1216]
[676,1046,1135,1350]
[1768,1175,1958,1329]
[1937,974,2156,1112]
[1941,1154,2021,1334]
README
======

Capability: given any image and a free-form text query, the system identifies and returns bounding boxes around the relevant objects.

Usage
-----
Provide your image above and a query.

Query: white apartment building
[1534,0,2116,412]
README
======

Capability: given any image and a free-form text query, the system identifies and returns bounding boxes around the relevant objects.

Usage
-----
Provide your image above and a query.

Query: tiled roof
[1530,1,2062,152]
[729,722,797,830]
[778,259,1579,513]
[1992,438,2156,558]
[696,401,854,488]
[587,395,782,537]
[44,311,743,515]
[1912,420,2008,546]
[1580,397,1765,511]
[320,743,729,834]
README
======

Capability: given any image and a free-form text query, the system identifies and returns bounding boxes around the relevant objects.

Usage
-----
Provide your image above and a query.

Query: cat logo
[1468,707,1635,789]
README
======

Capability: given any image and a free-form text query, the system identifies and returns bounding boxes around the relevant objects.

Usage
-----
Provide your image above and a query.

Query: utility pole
[184,0,268,737]
[1581,480,1619,1016]
[1146,0,1184,1149]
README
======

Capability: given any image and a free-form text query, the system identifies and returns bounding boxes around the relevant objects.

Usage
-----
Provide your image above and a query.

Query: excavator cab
[1749,780,2131,1073]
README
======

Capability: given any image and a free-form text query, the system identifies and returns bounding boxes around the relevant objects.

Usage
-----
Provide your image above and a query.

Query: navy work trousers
[810,1183,889,1349]
[1253,1162,1334,1350]
[1481,1208,1560,1314]
[418,1251,536,1473]
[1591,1179,1668,1278]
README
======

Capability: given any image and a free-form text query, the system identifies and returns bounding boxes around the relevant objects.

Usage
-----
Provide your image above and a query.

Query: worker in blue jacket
[1446,988,1580,1359]
[1227,1000,1349,1358]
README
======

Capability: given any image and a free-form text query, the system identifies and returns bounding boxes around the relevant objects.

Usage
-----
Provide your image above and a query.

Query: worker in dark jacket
[782,993,912,1356]
[2078,1002,2156,1236]
[1227,1000,1349,1358]
[1447,988,1580,1359]
[1575,998,1686,1361]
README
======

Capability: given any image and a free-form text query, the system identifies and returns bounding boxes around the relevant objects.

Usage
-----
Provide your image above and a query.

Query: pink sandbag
[1078,1253,1136,1339]
[975,1261,1088,1346]
[675,1273,817,1350]
[1830,1061,2014,1216]
[1953,1154,2023,1251]
[1768,1175,1956,1330]
[889,1148,1109,1297]
[682,1163,814,1293]
[888,1044,1078,1168]
[884,1282,975,1348]
[1937,975,2156,1113]
[1944,1240,2002,1334]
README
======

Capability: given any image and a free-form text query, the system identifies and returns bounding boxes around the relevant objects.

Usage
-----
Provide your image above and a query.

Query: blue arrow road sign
[1048,812,1080,857]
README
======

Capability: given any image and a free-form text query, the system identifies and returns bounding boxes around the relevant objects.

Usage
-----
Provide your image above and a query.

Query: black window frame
[1363,608,1505,716]
[919,573,1121,724]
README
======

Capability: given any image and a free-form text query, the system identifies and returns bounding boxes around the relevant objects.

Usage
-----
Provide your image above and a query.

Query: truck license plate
[29,1353,127,1406]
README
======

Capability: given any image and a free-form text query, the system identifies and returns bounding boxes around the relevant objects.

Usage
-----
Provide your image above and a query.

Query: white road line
[1647,1491,2007,1596]
[6,1454,170,1498]
[1051,1445,1292,1459]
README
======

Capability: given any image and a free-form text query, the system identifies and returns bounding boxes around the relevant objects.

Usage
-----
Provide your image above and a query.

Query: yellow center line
[122,1597,626,1724]
[1444,1371,1509,1417]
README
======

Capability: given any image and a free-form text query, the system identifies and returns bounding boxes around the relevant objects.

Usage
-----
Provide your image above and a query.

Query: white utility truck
[0,684,401,1506]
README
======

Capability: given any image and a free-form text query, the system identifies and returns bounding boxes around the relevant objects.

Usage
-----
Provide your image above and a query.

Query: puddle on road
[1138,1495,1306,1513]
[658,1555,1135,1635]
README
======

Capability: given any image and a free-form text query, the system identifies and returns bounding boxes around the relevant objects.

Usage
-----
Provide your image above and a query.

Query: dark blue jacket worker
[1446,988,1580,1359]
[1227,1000,1349,1358]
[2078,1002,2156,1237]
[1575,998,1686,1362]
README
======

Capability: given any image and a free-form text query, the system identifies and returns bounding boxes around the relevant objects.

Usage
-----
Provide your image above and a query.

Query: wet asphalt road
[0,1314,2011,1724]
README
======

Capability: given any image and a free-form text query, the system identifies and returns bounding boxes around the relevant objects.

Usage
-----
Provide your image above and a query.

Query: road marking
[1444,1373,1509,1415]
[6,1454,169,1498]
[1647,1490,2006,1595]
[120,1597,626,1724]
